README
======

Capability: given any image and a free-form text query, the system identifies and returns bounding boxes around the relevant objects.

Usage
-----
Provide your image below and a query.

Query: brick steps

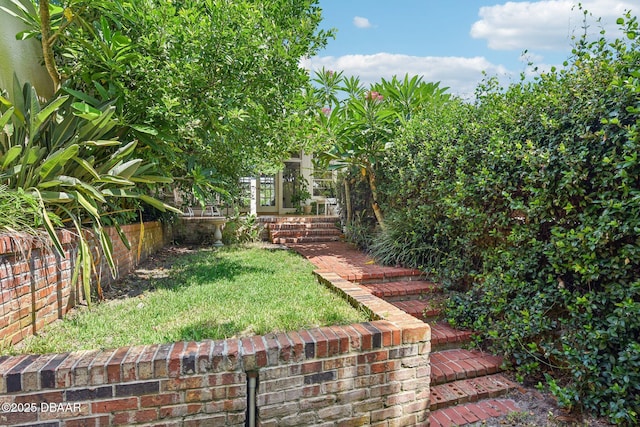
[366,274,517,426]
[429,398,520,427]
[267,216,342,244]
[429,374,518,411]
[388,297,447,321]
[430,322,475,351]
[288,241,522,426]
[272,235,341,244]
[269,222,339,230]
[363,280,442,300]
[270,229,342,238]
[430,349,504,385]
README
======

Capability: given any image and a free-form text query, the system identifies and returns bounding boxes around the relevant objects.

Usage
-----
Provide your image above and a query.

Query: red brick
[430,410,452,427]
[134,408,159,423]
[137,344,159,380]
[286,331,304,361]
[182,341,199,375]
[329,326,351,354]
[225,339,240,369]
[64,415,110,427]
[211,340,225,370]
[92,397,138,413]
[308,328,328,358]
[167,342,186,376]
[140,392,180,408]
[196,340,213,373]
[275,333,292,362]
[106,347,129,383]
[353,324,374,350]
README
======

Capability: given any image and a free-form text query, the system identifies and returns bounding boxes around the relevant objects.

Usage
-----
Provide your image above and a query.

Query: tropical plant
[0,80,178,306]
[313,70,451,228]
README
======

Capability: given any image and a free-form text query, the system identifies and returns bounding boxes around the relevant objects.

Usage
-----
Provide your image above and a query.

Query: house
[237,151,337,216]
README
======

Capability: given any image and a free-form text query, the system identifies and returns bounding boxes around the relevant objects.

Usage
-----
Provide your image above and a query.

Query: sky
[304,0,636,97]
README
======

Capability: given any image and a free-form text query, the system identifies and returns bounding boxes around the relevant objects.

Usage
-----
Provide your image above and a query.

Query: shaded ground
[101,245,198,299]
[102,242,290,300]
[475,376,613,427]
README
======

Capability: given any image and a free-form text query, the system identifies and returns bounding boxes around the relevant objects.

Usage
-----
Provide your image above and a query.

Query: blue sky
[305,0,635,97]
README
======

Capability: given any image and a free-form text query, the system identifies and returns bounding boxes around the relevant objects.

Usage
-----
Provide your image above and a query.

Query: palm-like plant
[0,80,179,306]
[313,71,452,229]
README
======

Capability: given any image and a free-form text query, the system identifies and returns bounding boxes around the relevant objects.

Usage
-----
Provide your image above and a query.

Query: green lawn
[12,245,369,354]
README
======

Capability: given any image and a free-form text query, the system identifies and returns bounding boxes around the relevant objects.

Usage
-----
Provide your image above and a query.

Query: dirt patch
[101,243,289,300]
[101,245,201,300]
[473,373,613,426]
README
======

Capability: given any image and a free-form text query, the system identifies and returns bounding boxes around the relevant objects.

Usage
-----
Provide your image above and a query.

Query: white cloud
[302,53,511,98]
[471,0,634,51]
[353,16,373,29]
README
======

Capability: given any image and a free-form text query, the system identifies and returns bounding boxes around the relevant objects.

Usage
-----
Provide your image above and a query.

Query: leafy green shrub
[224,212,264,244]
[1,81,177,306]
[376,13,640,424]
[343,211,374,250]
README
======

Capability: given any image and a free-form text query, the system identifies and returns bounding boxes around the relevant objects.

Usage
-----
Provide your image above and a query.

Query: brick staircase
[265,216,342,244]
[361,276,519,426]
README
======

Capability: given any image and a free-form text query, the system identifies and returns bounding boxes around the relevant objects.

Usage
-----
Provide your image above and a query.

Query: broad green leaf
[101,188,137,198]
[26,147,44,165]
[114,223,131,250]
[32,189,64,255]
[76,181,107,204]
[33,96,69,135]
[72,157,101,180]
[130,175,174,184]
[130,124,158,135]
[99,227,117,277]
[83,139,122,147]
[38,190,74,203]
[76,192,100,221]
[1,146,22,168]
[80,236,92,309]
[71,102,102,120]
[27,86,41,135]
[0,107,15,129]
[139,194,181,213]
[36,179,64,189]
[109,159,142,179]
[62,87,101,106]
[39,144,80,180]
[98,175,135,186]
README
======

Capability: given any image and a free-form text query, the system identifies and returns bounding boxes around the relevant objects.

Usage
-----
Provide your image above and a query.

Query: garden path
[290,241,526,427]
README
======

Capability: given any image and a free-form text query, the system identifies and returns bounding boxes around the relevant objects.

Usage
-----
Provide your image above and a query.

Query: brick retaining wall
[0,269,430,426]
[0,222,172,347]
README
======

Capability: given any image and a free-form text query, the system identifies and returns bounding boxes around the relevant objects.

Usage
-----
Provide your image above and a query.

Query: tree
[0,0,54,99]
[4,0,332,198]
[313,70,451,229]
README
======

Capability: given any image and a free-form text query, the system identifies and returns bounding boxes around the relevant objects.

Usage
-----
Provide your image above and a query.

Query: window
[238,177,252,208]
[312,170,336,198]
[260,175,276,206]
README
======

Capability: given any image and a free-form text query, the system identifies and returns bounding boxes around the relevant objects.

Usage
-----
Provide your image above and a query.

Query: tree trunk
[343,176,352,223]
[39,0,61,90]
[366,166,385,230]
[0,0,54,100]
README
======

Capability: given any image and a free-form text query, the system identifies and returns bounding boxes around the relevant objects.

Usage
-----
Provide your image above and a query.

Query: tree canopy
[3,0,332,198]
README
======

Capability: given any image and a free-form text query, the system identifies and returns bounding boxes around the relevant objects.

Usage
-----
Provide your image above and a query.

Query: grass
[11,245,369,354]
